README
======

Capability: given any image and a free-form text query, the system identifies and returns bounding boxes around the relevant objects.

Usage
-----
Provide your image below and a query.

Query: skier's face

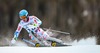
[20,16,27,22]
[20,16,26,20]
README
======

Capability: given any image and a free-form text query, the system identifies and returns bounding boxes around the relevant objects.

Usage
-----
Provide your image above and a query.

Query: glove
[11,38,17,44]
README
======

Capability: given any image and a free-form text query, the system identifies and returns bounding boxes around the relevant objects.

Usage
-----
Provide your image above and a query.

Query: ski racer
[11,9,63,46]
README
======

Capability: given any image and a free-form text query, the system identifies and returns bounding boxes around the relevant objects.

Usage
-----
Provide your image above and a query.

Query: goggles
[20,16,27,19]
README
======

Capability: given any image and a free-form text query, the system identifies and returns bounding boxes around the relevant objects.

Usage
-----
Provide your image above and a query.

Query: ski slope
[0,34,99,53]
[0,45,100,53]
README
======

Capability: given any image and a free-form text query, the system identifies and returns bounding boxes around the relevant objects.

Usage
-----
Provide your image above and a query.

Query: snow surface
[68,36,97,45]
[0,45,100,53]
[0,35,99,53]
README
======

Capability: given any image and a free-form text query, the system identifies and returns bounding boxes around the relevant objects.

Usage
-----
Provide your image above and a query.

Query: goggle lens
[20,16,26,19]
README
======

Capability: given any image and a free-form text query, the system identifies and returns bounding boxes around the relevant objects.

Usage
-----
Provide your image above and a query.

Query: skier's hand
[11,38,16,44]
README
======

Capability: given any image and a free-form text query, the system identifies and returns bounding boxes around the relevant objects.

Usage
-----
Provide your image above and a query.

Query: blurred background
[0,0,100,45]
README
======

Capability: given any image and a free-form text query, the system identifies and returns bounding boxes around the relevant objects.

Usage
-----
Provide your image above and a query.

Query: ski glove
[11,38,16,44]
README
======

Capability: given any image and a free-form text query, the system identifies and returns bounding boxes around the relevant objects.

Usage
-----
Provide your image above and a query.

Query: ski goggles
[20,16,27,20]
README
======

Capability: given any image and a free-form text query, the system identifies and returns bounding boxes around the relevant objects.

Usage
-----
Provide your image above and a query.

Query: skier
[11,9,63,46]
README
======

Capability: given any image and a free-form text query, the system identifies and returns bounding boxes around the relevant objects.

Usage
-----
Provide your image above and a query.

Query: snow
[68,36,97,45]
[0,45,100,53]
[13,41,28,46]
[0,36,99,53]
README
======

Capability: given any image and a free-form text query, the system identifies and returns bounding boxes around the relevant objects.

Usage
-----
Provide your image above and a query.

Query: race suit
[14,16,49,41]
[13,16,63,45]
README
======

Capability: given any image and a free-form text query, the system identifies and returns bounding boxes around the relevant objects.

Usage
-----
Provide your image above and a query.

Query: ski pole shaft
[43,28,70,35]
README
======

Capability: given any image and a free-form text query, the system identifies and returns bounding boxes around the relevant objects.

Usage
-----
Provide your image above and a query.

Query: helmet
[19,9,28,19]
[19,9,28,17]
